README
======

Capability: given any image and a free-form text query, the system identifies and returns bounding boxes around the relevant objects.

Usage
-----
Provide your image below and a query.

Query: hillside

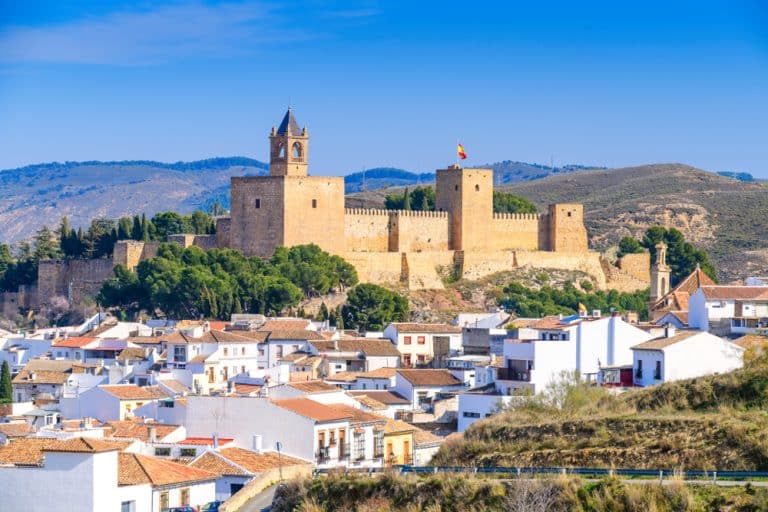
[502,164,768,282]
[0,158,268,243]
[348,164,768,281]
[433,355,768,471]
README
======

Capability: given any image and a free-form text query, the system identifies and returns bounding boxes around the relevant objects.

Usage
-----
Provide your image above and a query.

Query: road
[237,484,278,512]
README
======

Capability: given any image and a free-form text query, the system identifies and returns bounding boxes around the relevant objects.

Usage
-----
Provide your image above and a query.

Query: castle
[212,108,648,290]
[1,108,649,316]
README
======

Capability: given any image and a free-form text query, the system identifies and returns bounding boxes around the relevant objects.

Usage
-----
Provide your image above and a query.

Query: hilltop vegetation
[433,352,768,471]
[273,472,766,512]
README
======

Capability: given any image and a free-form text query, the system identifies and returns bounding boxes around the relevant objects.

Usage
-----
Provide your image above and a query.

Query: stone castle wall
[112,240,160,269]
[37,258,115,306]
[617,252,651,283]
[167,234,217,250]
[489,213,545,251]
[343,209,391,252]
[388,210,449,252]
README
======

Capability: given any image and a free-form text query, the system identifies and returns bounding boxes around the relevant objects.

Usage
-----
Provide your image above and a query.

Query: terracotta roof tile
[212,448,307,474]
[357,368,397,379]
[12,369,69,385]
[116,347,150,361]
[388,323,462,334]
[325,371,361,383]
[311,338,400,357]
[266,330,324,341]
[259,319,312,331]
[179,437,234,446]
[273,397,352,423]
[0,422,33,438]
[325,403,387,425]
[53,336,98,348]
[99,385,171,400]
[632,330,705,351]
[413,428,443,447]
[118,452,216,486]
[348,391,410,405]
[733,334,768,350]
[700,286,768,301]
[0,438,129,465]
[286,381,338,394]
[106,421,181,441]
[382,418,415,435]
[124,336,164,345]
[396,369,463,387]
[188,451,247,476]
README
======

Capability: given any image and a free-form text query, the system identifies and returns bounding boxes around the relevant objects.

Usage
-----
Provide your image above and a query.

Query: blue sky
[1,0,767,176]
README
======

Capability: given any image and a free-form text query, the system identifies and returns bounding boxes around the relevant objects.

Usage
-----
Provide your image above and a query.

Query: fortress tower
[435,164,493,251]
[227,108,345,257]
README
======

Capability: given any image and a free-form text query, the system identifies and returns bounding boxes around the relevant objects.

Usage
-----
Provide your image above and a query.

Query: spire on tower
[276,107,302,136]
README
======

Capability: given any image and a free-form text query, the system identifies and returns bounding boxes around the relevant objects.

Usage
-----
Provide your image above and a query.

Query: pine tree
[131,216,143,240]
[0,360,12,403]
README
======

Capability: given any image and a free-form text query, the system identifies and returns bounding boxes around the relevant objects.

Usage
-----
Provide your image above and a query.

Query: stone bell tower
[269,107,309,177]
[650,241,671,303]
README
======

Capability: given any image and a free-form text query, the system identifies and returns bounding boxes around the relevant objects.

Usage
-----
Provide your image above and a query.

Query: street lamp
[276,441,283,481]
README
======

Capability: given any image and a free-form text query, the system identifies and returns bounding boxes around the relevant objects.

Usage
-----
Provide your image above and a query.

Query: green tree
[616,236,644,258]
[152,212,187,239]
[641,227,717,285]
[33,225,61,262]
[319,302,329,321]
[342,283,409,331]
[117,216,133,240]
[492,191,537,214]
[403,187,411,211]
[0,360,11,403]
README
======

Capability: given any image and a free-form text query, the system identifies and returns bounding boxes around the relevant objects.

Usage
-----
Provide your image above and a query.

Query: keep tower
[269,107,309,177]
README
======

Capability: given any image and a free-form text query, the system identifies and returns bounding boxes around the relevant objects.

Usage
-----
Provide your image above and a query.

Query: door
[403,440,410,465]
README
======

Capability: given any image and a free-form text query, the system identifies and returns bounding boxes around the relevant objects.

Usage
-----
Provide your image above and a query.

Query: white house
[0,336,54,373]
[12,359,107,403]
[0,437,216,512]
[496,313,654,394]
[457,391,517,432]
[392,369,465,410]
[60,384,171,421]
[184,395,383,469]
[383,323,463,368]
[632,328,744,386]
[310,338,401,376]
[688,286,768,336]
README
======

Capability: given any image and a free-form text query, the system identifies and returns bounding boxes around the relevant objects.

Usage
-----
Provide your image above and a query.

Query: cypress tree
[403,187,411,211]
[0,360,12,403]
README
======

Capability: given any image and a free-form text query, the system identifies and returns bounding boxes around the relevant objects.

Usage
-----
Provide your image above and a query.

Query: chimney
[252,434,263,453]
[84,417,93,429]
[592,310,601,319]
[664,323,676,338]
[148,426,157,443]
[558,313,563,320]
[213,433,219,449]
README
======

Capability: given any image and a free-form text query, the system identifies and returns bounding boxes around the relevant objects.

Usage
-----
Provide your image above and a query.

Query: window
[454,184,458,191]
[463,411,481,418]
[121,501,135,512]
[417,354,426,364]
[362,383,367,390]
[154,447,171,456]
[223,347,229,357]
[159,492,169,511]
[417,336,426,345]
[475,184,480,191]
[258,348,265,357]
[654,361,662,380]
[180,488,190,506]
[74,352,80,359]
[173,346,186,362]
[403,354,412,367]
[255,198,261,208]
[277,345,284,358]
[292,142,303,159]
[636,360,643,379]
[241,347,245,355]
[355,432,365,460]
[312,199,317,208]
[567,211,572,217]
[374,430,384,457]
[180,448,196,457]
[403,336,412,345]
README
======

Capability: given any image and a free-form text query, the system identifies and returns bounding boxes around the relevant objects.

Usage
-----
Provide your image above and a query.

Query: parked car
[200,502,223,512]
[164,507,198,512]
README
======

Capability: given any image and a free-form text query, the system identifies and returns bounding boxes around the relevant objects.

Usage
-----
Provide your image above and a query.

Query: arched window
[292,142,303,160]
[475,184,480,192]
[278,143,286,158]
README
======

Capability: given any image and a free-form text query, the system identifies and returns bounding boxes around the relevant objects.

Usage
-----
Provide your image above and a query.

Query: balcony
[496,368,531,382]
[315,447,330,465]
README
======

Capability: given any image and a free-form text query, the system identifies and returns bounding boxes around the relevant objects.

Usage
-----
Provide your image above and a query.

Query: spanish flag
[457,143,467,160]
[578,303,588,314]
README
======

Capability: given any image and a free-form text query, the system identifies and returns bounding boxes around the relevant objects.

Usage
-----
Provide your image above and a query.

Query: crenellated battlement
[344,208,390,216]
[492,212,542,221]
[344,208,449,218]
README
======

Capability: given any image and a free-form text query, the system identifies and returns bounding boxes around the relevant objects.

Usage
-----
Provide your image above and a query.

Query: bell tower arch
[269,107,309,177]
